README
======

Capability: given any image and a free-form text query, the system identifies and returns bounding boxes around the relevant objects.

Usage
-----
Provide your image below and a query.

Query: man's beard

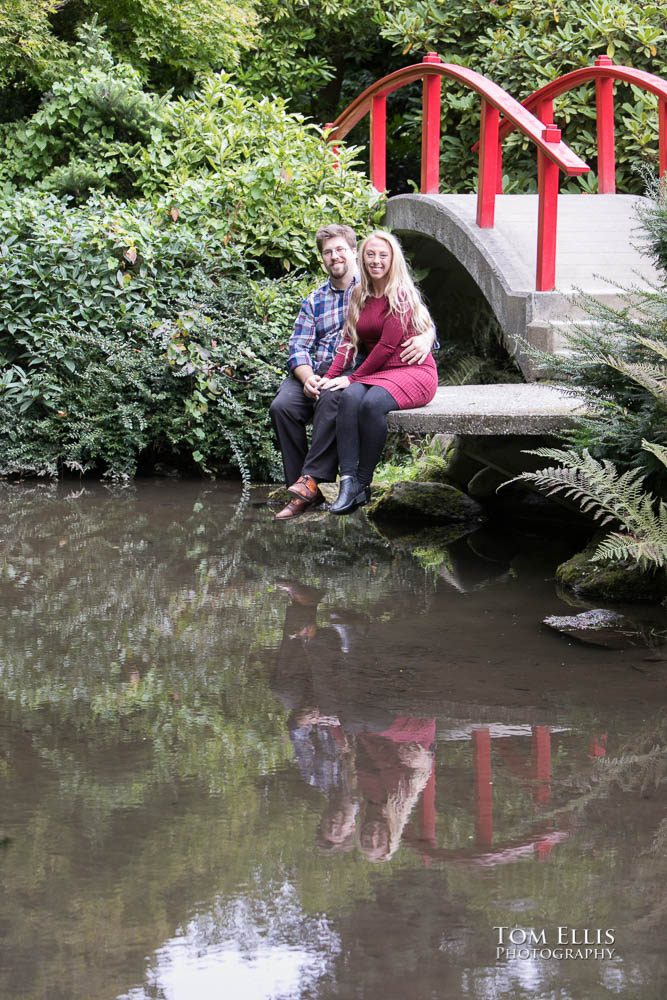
[329,262,348,278]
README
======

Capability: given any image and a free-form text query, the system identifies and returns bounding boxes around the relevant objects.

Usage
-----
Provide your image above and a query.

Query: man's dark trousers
[269,375,343,487]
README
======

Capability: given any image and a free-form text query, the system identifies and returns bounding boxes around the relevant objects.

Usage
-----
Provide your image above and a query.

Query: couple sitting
[270,224,437,519]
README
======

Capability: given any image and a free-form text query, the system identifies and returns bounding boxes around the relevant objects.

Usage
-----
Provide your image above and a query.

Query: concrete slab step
[388,383,586,435]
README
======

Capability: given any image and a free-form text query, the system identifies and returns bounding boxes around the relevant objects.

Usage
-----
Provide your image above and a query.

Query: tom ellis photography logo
[494,926,616,961]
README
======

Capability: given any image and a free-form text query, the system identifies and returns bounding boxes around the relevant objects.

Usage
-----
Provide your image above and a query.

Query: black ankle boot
[329,477,370,515]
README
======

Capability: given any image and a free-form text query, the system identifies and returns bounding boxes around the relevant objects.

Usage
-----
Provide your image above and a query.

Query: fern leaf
[507,449,667,569]
[632,335,667,364]
[594,530,667,570]
[643,440,667,471]
[596,355,667,406]
[441,356,484,386]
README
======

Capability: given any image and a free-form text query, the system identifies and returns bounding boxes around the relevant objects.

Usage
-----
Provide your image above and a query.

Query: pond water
[1,481,666,1000]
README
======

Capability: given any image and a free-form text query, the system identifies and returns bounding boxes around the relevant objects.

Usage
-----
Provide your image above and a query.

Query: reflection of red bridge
[408,725,607,867]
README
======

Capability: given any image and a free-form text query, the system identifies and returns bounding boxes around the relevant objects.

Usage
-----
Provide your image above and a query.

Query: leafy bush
[0,26,383,268]
[0,2,258,106]
[141,74,384,270]
[0,23,175,194]
[0,26,385,480]
[155,269,308,483]
[0,195,307,479]
[0,0,66,91]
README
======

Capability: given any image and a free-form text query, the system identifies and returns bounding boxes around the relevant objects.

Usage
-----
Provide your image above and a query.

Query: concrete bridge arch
[385,192,660,380]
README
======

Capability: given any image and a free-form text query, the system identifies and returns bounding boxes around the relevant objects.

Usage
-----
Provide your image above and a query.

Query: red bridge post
[660,99,667,178]
[537,124,561,292]
[532,725,552,804]
[536,97,554,126]
[473,727,493,848]
[421,53,442,193]
[477,99,500,227]
[595,55,616,193]
[370,94,387,191]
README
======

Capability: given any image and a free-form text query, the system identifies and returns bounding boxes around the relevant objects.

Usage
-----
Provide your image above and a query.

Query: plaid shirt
[287,277,357,373]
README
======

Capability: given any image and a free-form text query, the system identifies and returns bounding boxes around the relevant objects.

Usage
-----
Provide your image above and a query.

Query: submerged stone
[543,609,666,650]
[366,481,484,524]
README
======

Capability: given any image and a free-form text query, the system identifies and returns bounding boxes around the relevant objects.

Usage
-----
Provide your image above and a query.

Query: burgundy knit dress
[326,295,437,408]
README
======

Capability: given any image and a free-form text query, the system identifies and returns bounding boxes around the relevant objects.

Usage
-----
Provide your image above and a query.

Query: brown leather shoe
[287,475,319,502]
[274,490,324,520]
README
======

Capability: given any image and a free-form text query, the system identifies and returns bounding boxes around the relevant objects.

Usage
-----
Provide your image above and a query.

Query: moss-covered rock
[367,481,484,524]
[556,545,667,603]
[411,455,452,484]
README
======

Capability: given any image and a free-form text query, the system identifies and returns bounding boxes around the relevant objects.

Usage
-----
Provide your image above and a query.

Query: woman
[355,718,435,862]
[319,231,437,515]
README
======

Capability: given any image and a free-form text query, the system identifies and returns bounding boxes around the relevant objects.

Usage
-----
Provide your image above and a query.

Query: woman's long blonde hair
[359,746,433,862]
[342,231,434,359]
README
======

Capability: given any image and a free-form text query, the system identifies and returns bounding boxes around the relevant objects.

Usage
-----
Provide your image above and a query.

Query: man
[270,224,434,519]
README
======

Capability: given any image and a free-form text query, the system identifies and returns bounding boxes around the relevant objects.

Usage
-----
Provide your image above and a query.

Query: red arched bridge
[324,54,665,427]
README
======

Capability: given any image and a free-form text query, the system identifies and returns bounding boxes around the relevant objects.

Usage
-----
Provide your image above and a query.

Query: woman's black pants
[336,383,398,487]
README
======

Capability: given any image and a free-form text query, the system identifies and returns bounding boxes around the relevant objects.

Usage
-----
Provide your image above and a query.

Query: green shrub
[0,211,306,479]
[0,26,385,480]
[0,23,171,196]
[0,25,384,271]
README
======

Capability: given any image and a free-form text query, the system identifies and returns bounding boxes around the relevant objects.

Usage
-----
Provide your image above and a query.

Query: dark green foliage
[0,188,307,479]
[0,26,383,261]
[0,23,171,197]
[0,29,384,481]
[0,1,258,109]
[525,179,667,487]
[155,270,306,483]
[507,447,667,569]
[539,306,667,485]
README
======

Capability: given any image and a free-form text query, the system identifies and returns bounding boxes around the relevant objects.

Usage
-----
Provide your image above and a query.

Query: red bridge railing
[326,53,590,291]
[494,56,667,194]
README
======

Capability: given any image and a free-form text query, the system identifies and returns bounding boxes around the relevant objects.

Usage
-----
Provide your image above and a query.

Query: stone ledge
[387,384,586,435]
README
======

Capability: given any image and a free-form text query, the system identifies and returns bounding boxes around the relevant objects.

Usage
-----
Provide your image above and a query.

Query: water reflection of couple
[272,580,435,862]
[291,707,435,863]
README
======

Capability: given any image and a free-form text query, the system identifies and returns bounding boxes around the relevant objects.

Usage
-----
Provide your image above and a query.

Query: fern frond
[507,449,667,569]
[643,440,667,471]
[596,355,667,406]
[632,335,667,364]
[593,525,667,570]
[524,448,650,524]
[441,356,484,386]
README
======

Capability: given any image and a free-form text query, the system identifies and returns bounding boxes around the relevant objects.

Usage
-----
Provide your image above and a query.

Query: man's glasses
[322,246,351,258]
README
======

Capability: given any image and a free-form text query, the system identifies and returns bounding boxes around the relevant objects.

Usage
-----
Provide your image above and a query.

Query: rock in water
[556,546,667,602]
[366,481,484,524]
[543,609,666,650]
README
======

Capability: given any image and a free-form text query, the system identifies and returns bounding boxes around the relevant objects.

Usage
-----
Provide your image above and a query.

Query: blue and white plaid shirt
[288,277,358,374]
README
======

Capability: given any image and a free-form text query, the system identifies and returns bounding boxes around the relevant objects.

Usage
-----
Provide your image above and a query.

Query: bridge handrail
[328,59,588,175]
[493,57,667,192]
[326,54,590,292]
